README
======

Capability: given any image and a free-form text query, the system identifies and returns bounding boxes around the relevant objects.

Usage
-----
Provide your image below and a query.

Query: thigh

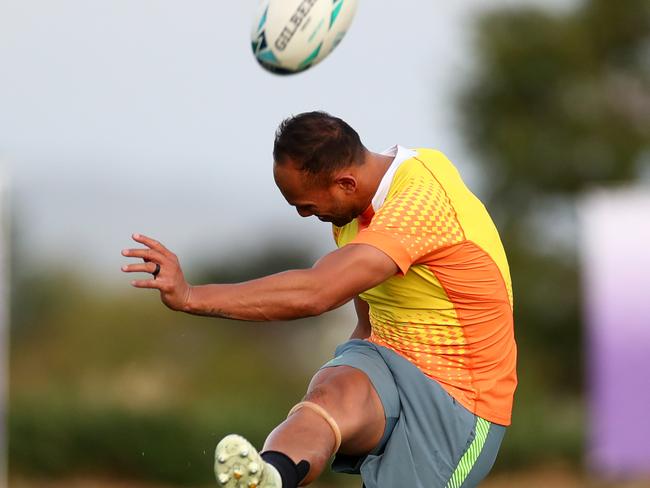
[304,365,386,456]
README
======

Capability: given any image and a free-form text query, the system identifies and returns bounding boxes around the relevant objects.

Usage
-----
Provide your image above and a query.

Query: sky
[0,0,573,281]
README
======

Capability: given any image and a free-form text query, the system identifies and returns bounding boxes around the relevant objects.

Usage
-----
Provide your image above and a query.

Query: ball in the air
[251,0,358,75]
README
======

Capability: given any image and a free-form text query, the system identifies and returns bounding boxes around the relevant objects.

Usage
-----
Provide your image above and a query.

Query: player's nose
[297,208,313,217]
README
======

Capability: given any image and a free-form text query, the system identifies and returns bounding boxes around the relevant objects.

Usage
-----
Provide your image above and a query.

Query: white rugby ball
[251,0,358,75]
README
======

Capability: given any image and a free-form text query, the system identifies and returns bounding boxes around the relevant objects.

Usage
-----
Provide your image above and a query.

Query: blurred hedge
[8,398,290,485]
[7,237,593,485]
[8,251,359,485]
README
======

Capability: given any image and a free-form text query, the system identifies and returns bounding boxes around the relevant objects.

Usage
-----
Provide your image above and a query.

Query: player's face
[274,162,363,227]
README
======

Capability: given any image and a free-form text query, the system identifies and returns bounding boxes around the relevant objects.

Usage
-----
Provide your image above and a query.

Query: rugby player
[121,111,517,488]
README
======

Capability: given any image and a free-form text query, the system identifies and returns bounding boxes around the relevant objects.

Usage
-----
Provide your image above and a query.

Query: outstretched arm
[121,234,397,322]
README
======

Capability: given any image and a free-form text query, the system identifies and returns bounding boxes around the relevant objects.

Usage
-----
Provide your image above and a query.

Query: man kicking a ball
[122,112,517,488]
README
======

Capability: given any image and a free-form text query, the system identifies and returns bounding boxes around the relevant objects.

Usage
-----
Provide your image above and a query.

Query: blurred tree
[459,0,649,390]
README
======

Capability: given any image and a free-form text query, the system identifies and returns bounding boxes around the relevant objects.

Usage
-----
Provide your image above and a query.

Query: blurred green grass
[9,267,360,485]
[9,267,586,486]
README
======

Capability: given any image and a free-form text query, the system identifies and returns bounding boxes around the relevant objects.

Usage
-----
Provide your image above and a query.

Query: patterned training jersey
[334,146,517,425]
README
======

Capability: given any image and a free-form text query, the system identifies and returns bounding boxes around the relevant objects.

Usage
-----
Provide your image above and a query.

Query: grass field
[10,466,650,488]
[9,476,352,488]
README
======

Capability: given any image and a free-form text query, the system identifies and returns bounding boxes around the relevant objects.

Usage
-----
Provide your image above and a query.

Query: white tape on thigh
[288,401,342,453]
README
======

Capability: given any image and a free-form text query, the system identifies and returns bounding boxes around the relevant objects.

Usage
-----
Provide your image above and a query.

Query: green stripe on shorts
[446,418,491,488]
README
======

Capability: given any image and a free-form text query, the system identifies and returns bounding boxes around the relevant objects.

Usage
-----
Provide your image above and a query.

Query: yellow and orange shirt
[334,146,517,426]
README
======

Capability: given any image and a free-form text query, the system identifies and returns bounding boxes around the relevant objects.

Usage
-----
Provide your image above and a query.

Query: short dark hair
[273,111,366,177]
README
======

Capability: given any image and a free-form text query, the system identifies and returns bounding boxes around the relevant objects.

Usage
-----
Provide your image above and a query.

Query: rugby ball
[251,0,358,75]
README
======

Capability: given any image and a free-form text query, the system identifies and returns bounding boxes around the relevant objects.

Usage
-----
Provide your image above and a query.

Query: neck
[357,150,395,211]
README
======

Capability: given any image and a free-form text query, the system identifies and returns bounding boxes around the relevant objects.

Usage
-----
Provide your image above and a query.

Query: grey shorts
[320,339,506,488]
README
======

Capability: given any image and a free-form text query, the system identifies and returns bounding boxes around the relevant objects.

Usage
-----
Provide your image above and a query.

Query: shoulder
[393,149,451,178]
[386,149,446,194]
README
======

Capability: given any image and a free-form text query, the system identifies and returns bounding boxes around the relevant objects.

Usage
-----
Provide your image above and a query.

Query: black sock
[261,451,310,488]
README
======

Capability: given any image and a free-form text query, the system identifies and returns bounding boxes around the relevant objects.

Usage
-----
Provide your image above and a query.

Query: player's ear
[335,175,357,193]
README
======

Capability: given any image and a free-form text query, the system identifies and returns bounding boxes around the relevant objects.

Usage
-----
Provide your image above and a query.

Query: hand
[121,234,192,312]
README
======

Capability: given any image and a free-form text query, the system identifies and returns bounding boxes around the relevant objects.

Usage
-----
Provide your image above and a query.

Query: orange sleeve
[351,231,413,275]
[351,174,465,274]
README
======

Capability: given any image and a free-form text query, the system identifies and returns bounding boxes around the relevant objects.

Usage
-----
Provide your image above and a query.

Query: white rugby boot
[214,434,282,488]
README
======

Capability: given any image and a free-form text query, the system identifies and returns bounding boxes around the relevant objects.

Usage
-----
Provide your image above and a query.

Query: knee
[303,367,361,409]
[302,367,381,433]
[303,383,333,406]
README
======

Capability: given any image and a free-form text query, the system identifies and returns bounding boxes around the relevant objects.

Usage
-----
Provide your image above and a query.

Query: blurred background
[1,0,649,487]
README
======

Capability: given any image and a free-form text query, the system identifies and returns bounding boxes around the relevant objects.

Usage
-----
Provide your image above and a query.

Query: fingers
[131,233,170,254]
[121,248,165,262]
[130,279,163,289]
[121,262,159,274]
[122,234,190,310]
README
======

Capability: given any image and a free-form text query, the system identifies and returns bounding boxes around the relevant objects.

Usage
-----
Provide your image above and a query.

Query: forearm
[183,269,330,321]
[124,237,397,322]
